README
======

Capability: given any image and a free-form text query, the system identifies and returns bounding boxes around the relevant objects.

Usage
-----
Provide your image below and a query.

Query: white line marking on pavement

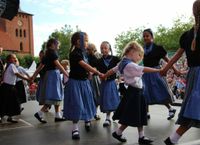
[0,119,33,131]
[180,140,200,145]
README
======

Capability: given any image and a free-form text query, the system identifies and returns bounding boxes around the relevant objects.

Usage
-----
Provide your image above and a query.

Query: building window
[20,42,23,51]
[20,29,22,37]
[24,30,26,37]
[16,29,18,37]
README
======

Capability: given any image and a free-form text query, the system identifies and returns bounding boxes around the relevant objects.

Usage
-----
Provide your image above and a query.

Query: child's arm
[15,72,30,81]
[160,48,184,76]
[20,66,31,78]
[143,67,161,73]
[54,60,69,77]
[31,63,44,81]
[102,65,118,80]
[163,56,181,76]
[79,60,102,76]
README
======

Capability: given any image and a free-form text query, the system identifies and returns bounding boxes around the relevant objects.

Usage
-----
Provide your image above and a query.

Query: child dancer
[32,38,68,123]
[15,58,30,112]
[35,50,51,112]
[162,0,200,144]
[63,32,102,140]
[0,54,30,123]
[60,59,69,86]
[97,41,120,127]
[142,28,178,120]
[103,41,161,144]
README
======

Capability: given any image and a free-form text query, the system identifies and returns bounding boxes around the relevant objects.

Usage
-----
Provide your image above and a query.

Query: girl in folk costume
[104,41,160,144]
[35,50,51,112]
[0,54,30,123]
[63,32,103,140]
[142,28,178,120]
[97,41,120,127]
[32,38,68,123]
[162,0,200,144]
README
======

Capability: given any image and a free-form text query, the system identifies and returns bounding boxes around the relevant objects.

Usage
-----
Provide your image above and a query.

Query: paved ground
[0,101,200,145]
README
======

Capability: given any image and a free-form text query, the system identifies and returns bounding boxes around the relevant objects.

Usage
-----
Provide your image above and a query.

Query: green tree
[115,16,194,56]
[154,16,194,51]
[115,27,144,56]
[41,24,75,60]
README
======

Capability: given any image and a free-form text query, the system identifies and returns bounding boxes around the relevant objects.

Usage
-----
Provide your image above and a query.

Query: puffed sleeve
[124,63,144,77]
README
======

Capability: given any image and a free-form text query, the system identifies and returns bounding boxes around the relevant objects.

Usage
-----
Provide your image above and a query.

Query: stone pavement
[0,101,200,145]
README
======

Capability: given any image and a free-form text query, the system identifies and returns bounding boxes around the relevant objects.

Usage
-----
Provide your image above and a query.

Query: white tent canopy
[26,61,36,76]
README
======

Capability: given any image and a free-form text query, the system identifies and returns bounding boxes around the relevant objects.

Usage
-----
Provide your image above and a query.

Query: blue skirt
[100,80,120,113]
[63,78,96,121]
[142,68,173,104]
[37,69,63,105]
[176,67,200,128]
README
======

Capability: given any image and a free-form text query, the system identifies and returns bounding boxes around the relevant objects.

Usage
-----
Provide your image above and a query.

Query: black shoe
[167,109,176,120]
[103,119,111,127]
[7,117,18,123]
[72,130,80,140]
[94,115,101,120]
[55,117,66,122]
[138,136,153,144]
[147,114,151,119]
[85,121,91,132]
[112,131,127,142]
[20,107,24,113]
[164,137,175,145]
[34,113,47,123]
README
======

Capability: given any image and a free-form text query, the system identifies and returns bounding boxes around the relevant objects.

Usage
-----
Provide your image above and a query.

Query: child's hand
[99,73,106,81]
[160,68,167,76]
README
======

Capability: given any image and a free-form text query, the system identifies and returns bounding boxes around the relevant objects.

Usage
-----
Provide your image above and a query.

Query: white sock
[170,131,181,144]
[138,130,145,138]
[169,108,174,111]
[38,111,44,117]
[116,128,123,135]
[55,112,62,118]
[72,123,79,131]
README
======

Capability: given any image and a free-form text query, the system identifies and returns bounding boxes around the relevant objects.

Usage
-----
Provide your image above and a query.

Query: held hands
[159,66,169,76]
[99,73,107,81]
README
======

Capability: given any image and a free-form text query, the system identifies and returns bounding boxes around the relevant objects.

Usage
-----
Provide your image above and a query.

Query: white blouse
[113,62,144,89]
[3,63,19,85]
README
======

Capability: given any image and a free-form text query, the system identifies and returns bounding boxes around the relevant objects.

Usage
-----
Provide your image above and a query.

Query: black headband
[143,28,153,37]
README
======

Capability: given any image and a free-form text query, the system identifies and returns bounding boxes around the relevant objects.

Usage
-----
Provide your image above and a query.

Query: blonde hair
[191,0,200,51]
[122,41,144,60]
[61,59,69,66]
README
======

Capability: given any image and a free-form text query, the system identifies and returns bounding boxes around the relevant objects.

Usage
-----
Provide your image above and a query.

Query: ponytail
[191,15,199,51]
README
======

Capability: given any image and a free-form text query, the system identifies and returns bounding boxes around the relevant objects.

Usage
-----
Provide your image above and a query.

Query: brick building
[0,8,34,56]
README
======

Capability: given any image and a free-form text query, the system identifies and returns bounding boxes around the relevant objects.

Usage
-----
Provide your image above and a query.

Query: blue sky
[21,0,193,56]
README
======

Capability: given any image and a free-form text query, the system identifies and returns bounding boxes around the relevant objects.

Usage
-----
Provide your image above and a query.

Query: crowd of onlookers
[164,54,188,100]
